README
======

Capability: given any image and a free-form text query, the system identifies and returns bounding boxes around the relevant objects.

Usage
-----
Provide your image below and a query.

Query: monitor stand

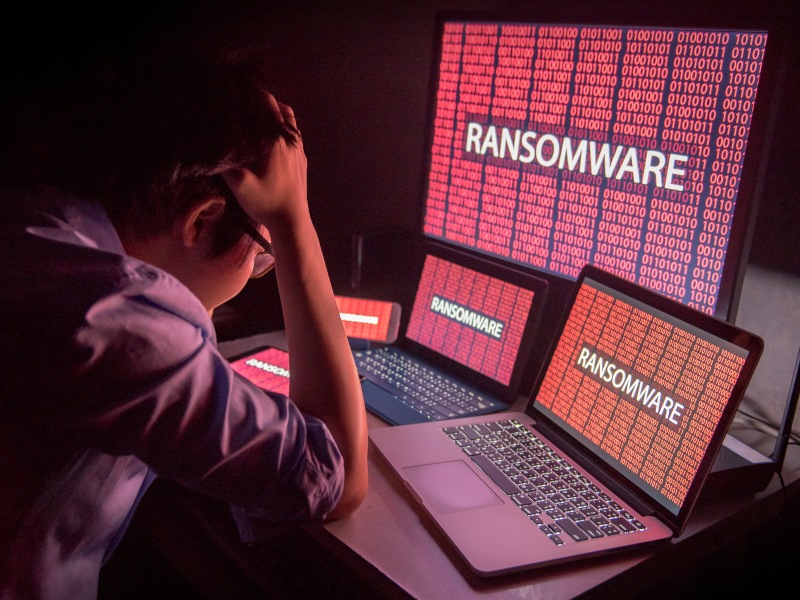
[707,345,800,495]
[708,434,776,495]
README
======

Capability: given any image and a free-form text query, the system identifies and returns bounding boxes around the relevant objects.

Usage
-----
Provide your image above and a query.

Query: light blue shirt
[0,189,344,599]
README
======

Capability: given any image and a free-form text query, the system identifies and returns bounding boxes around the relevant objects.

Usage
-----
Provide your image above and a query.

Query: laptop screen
[530,265,761,526]
[405,254,532,385]
[404,245,546,389]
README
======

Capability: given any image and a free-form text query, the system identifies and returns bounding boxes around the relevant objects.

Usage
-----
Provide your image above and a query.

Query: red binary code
[536,282,745,507]
[405,255,534,385]
[423,22,766,316]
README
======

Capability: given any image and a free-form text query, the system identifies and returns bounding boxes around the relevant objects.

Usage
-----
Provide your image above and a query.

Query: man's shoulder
[0,187,213,346]
[1,187,122,251]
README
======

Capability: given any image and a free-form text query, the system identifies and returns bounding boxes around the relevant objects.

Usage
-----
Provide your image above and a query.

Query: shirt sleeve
[58,264,345,528]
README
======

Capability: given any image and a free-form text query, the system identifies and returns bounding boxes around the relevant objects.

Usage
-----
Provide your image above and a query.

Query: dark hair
[35,44,285,256]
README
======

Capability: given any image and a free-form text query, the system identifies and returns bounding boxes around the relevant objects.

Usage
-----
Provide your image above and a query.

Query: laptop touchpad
[403,460,503,514]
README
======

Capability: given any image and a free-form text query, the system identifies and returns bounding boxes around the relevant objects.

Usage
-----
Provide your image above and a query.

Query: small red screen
[230,347,291,396]
[336,296,394,341]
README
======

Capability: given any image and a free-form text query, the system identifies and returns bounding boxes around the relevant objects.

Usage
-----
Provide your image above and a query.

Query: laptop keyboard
[443,419,647,546]
[353,348,505,421]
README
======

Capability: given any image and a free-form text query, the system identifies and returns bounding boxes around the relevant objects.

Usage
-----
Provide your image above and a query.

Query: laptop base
[362,379,508,426]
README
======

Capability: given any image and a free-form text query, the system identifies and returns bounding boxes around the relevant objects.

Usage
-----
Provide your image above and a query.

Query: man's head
[98,48,284,239]
[58,45,286,310]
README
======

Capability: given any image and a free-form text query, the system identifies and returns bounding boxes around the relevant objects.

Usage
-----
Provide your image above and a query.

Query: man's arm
[223,98,368,519]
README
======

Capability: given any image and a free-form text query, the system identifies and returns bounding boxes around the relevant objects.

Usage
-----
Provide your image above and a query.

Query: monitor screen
[420,15,779,320]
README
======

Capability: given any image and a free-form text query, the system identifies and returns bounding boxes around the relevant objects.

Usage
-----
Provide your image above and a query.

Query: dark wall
[3,0,798,310]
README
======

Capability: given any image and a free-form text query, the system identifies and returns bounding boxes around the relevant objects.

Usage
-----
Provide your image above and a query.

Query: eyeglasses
[212,174,275,278]
[241,220,276,279]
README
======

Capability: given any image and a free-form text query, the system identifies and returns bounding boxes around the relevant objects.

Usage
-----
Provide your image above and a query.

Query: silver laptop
[370,264,763,576]
[355,241,548,425]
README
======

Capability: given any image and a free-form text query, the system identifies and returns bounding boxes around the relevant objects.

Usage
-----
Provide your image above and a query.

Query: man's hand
[222,93,307,230]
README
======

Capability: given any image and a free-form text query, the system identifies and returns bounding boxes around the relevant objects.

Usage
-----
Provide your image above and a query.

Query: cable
[733,408,800,445]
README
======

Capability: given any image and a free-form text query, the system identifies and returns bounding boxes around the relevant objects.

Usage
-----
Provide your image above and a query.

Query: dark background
[1,0,797,385]
[0,0,796,360]
[1,3,797,596]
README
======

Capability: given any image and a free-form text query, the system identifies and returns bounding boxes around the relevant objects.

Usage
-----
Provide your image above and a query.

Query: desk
[103,265,800,599]
[210,330,799,600]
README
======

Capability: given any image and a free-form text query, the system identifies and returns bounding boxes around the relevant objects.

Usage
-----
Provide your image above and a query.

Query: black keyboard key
[610,517,637,533]
[576,520,605,539]
[512,494,533,506]
[470,454,521,495]
[555,518,589,542]
[601,524,620,535]
[459,426,481,440]
[444,401,465,414]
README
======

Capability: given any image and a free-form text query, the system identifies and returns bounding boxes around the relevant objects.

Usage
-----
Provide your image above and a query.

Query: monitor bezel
[415,7,790,324]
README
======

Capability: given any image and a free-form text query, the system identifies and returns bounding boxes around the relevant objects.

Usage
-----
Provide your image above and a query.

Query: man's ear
[179,198,226,248]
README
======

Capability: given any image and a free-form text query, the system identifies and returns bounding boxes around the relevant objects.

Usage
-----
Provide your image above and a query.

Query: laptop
[354,241,548,425]
[369,264,763,576]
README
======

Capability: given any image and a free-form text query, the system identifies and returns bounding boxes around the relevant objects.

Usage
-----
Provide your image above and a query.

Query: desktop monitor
[419,10,785,323]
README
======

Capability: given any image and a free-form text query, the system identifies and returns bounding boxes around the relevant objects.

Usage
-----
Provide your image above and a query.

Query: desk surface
[218,330,800,600]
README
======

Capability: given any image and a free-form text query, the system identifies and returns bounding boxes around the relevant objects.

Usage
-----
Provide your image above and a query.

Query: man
[0,44,368,599]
